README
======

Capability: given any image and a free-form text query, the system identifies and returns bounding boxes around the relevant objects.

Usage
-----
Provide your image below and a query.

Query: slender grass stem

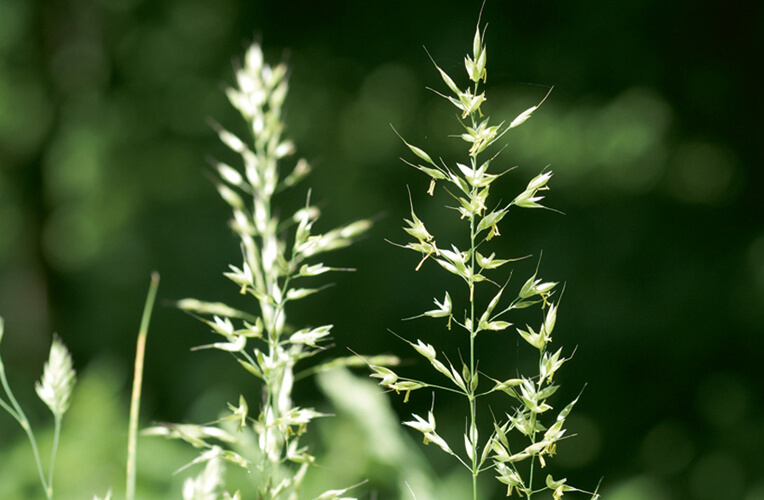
[528,416,537,499]
[469,201,479,500]
[468,89,483,500]
[127,272,160,500]
[0,346,50,497]
[47,414,63,498]
[25,412,50,498]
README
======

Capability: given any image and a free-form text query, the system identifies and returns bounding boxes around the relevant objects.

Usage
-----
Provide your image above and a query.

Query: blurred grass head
[149,41,371,499]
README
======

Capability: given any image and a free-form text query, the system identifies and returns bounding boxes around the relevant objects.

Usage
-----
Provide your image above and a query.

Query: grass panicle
[145,42,371,500]
[0,317,77,499]
[374,18,600,500]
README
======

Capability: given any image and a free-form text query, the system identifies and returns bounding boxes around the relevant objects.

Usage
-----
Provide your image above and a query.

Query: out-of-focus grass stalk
[0,318,49,496]
[126,272,160,500]
[2,318,77,499]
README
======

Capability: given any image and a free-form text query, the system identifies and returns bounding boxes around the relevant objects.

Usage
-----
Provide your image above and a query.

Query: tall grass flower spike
[146,42,371,500]
[376,20,599,500]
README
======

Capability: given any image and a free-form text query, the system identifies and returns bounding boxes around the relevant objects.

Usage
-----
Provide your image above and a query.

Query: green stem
[467,85,482,500]
[127,272,160,500]
[47,414,63,498]
[528,416,537,499]
[469,210,479,500]
[259,224,293,497]
[0,353,50,497]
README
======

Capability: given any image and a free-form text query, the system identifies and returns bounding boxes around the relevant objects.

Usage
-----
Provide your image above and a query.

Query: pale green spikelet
[35,336,76,419]
[182,453,227,500]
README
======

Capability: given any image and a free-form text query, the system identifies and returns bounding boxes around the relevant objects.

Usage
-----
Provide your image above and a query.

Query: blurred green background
[1,0,762,498]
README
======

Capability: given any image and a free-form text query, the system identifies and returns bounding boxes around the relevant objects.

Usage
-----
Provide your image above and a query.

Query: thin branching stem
[0,346,49,497]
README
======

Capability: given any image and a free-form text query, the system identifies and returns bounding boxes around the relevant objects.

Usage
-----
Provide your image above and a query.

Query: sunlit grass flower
[0,318,77,499]
[35,336,76,418]
[151,41,371,499]
[382,14,599,500]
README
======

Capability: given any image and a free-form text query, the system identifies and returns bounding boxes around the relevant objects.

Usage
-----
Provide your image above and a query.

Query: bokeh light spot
[665,141,736,205]
[49,38,110,93]
[640,419,695,476]
[0,202,22,264]
[689,452,744,500]
[0,0,29,53]
[556,413,603,468]
[744,481,764,500]
[500,87,671,196]
[43,126,104,204]
[43,205,101,271]
[0,170,24,266]
[0,74,54,159]
[165,75,219,136]
[169,0,235,41]
[604,476,670,500]
[117,25,186,86]
[696,372,750,428]
[339,63,420,165]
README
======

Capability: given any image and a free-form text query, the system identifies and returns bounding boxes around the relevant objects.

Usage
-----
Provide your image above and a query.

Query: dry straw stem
[126,272,160,500]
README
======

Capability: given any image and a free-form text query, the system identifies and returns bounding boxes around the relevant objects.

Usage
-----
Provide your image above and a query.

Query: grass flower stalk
[146,42,371,500]
[375,18,599,500]
[0,317,77,499]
